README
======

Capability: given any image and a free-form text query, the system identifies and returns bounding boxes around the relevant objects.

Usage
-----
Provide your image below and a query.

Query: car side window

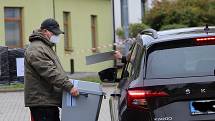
[132,45,144,79]
[122,43,143,79]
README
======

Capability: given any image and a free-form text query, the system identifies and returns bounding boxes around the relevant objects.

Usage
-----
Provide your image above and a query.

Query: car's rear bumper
[120,101,215,121]
[120,108,152,121]
[154,101,215,121]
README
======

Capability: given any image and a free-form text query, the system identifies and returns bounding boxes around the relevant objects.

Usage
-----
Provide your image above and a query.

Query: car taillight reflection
[127,89,169,110]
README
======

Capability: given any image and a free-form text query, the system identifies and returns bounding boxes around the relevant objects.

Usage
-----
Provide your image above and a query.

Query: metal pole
[70,59,74,74]
[112,0,116,49]
[121,0,129,54]
[52,0,57,52]
[112,0,117,67]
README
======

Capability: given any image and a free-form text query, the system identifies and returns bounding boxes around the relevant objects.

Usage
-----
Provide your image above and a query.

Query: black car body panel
[99,26,215,121]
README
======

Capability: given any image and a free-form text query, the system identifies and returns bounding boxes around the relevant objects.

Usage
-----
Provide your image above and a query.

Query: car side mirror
[98,68,119,83]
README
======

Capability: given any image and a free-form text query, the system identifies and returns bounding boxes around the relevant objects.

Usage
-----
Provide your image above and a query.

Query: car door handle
[111,93,121,97]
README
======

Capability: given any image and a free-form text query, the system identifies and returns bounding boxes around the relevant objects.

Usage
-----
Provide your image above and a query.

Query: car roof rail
[158,26,215,36]
[140,29,158,39]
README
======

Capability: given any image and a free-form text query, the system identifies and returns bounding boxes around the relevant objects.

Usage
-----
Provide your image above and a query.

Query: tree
[143,0,215,30]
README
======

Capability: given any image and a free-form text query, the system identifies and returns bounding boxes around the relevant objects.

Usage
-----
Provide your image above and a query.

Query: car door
[109,43,137,121]
[115,43,145,119]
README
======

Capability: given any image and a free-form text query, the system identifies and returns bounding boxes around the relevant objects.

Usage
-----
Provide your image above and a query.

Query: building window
[4,7,23,48]
[63,12,72,51]
[91,15,98,52]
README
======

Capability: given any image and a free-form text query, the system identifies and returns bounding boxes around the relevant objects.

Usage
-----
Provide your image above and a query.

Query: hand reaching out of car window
[113,50,132,63]
[70,87,79,96]
[113,51,123,60]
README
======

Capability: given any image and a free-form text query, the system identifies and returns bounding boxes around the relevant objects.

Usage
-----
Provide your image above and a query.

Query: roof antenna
[204,24,209,34]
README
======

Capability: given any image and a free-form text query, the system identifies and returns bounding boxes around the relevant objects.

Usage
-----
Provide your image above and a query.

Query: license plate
[190,100,215,115]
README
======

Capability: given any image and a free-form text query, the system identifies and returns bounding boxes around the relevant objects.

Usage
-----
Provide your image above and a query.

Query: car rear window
[146,40,215,79]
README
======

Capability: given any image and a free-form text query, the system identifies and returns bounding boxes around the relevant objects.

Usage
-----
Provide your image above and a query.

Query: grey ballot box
[61,80,105,121]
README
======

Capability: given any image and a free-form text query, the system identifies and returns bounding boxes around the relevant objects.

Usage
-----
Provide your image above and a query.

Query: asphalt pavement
[0,85,114,121]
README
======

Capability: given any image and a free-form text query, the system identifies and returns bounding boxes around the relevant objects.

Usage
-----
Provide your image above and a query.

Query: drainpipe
[53,0,56,19]
[121,0,129,55]
[112,0,117,67]
[52,0,57,52]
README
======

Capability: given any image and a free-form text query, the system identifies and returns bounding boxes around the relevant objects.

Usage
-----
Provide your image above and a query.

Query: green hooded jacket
[24,30,73,107]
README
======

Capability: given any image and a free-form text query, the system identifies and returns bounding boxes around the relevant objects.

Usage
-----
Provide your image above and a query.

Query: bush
[160,24,188,30]
[116,23,149,38]
[144,0,215,30]
[129,23,149,38]
[116,28,125,39]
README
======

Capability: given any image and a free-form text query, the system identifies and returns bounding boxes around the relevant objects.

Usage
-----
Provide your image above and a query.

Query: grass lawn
[0,83,24,90]
[0,76,101,90]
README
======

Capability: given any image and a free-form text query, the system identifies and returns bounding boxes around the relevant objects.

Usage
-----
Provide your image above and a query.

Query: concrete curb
[0,82,117,93]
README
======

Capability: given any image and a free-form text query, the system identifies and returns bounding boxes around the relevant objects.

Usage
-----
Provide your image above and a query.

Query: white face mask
[50,35,60,44]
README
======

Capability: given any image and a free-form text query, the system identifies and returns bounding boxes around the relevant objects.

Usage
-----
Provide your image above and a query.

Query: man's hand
[70,87,79,96]
[113,51,122,60]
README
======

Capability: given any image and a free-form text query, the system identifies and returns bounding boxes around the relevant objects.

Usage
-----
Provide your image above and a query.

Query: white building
[113,0,155,30]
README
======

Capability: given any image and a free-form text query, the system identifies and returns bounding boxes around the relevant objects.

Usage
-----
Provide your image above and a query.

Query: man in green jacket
[24,18,79,121]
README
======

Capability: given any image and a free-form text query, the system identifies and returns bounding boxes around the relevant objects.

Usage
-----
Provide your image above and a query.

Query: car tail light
[196,37,215,42]
[195,37,215,45]
[127,89,169,110]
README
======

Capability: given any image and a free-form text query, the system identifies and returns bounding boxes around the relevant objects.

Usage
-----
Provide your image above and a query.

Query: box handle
[79,92,89,97]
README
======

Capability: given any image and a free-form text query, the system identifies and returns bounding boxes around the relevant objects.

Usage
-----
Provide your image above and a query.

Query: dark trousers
[30,107,60,121]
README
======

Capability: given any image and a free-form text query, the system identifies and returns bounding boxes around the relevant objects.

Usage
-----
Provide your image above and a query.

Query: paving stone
[0,86,115,121]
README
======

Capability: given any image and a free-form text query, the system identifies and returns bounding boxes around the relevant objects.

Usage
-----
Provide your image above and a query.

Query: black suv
[99,26,215,121]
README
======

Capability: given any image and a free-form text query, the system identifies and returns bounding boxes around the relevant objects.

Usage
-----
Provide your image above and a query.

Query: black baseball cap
[40,18,64,35]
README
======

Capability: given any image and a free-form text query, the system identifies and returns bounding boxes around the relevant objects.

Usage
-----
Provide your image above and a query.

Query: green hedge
[160,24,188,30]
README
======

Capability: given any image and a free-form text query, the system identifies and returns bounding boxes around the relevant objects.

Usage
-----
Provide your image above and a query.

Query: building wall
[55,0,114,72]
[114,0,158,31]
[128,0,142,24]
[0,0,53,46]
[114,0,142,30]
[114,0,122,30]
[0,0,114,72]
[145,0,154,11]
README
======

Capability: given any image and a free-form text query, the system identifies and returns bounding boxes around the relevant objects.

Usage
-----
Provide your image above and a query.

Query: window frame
[4,7,23,48]
[122,43,144,80]
[91,15,98,53]
[63,11,72,52]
